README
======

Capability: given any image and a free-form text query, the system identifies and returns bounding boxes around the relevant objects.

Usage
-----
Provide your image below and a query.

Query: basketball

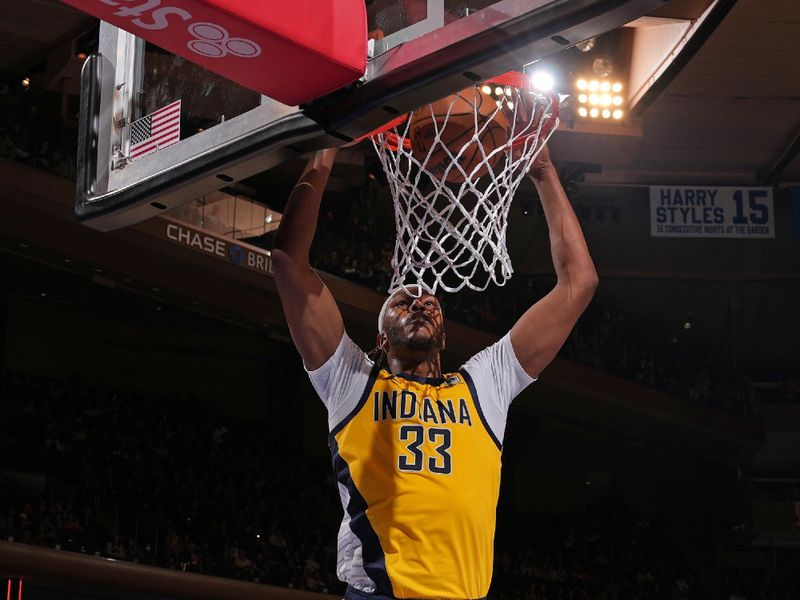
[409,87,509,183]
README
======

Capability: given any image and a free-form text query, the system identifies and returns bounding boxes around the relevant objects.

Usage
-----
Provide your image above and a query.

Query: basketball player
[272,145,597,599]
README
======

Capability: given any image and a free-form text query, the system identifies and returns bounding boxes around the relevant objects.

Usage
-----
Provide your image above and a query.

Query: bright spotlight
[612,82,623,93]
[576,79,587,91]
[588,80,599,91]
[494,86,504,96]
[578,107,588,117]
[530,70,555,92]
[589,94,599,106]
[601,109,611,119]
[600,81,611,92]
[578,94,588,104]
[589,108,599,118]
[481,84,492,95]
[613,109,624,120]
[601,94,612,106]
[612,96,623,106]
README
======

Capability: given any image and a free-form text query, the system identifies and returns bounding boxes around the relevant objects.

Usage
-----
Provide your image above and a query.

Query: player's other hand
[528,143,554,182]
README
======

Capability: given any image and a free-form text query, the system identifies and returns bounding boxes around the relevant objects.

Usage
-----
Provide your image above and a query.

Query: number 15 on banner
[650,186,774,238]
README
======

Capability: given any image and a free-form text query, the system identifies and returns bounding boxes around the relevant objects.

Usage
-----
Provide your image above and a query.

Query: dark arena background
[1,1,800,599]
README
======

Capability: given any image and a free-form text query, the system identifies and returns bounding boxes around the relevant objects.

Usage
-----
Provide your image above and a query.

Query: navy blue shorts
[344,585,485,600]
[345,586,394,600]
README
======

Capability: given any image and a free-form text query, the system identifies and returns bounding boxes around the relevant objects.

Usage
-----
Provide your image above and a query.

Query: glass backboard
[76,0,668,230]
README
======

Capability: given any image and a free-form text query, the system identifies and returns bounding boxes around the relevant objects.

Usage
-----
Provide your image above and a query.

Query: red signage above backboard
[62,0,367,105]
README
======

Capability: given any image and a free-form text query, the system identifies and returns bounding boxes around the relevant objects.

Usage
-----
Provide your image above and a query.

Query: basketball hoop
[370,72,559,295]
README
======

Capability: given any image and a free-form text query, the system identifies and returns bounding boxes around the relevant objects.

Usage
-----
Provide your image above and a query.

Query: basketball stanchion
[369,71,560,295]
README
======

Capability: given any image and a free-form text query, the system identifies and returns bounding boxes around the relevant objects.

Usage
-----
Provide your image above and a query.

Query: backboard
[76,0,668,231]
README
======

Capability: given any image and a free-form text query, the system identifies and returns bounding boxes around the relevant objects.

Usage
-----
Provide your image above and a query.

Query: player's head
[377,285,445,355]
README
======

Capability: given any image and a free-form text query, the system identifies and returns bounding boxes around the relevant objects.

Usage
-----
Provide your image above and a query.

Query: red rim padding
[61,0,367,106]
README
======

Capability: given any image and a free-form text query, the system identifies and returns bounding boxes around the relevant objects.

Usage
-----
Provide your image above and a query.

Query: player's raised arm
[509,145,599,378]
[272,148,344,370]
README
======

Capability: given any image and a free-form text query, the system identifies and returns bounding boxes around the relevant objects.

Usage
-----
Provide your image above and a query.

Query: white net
[372,78,559,295]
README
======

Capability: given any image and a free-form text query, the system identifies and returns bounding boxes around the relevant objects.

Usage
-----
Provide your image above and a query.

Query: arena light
[574,77,628,121]
[530,70,555,92]
[575,79,625,95]
[481,84,492,95]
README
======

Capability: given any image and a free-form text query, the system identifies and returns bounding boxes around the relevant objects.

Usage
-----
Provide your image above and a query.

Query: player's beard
[385,316,444,353]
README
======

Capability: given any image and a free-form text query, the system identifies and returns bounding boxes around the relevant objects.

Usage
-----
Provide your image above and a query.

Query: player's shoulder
[460,334,511,369]
[309,331,372,376]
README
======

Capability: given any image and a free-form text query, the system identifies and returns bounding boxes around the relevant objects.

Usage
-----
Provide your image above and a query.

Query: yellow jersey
[309,333,534,599]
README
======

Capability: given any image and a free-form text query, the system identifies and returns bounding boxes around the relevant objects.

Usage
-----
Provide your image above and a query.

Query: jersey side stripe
[459,368,503,450]
[330,361,381,437]
[330,436,394,596]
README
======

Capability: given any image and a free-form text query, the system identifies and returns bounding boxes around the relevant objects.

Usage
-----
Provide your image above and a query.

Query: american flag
[129,99,181,159]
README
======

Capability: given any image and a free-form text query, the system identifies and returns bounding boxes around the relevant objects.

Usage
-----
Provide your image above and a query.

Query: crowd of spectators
[0,368,343,593]
[560,308,752,416]
[0,367,711,598]
[723,559,800,600]
[0,84,77,180]
[493,505,697,600]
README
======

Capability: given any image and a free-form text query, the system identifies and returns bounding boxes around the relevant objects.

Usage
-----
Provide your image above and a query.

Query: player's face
[382,291,445,352]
